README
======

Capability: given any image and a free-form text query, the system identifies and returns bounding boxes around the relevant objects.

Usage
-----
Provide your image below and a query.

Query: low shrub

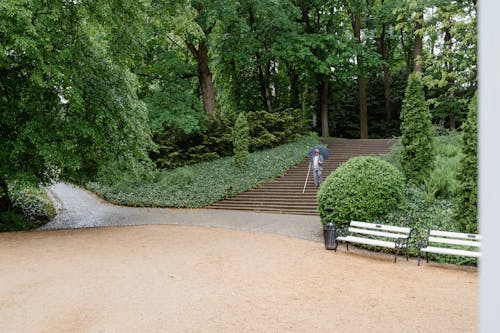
[317,156,405,228]
[150,109,309,170]
[88,135,320,208]
[375,186,477,265]
[0,181,55,231]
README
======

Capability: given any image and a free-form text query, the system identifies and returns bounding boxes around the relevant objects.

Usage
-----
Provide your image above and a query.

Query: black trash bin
[323,222,336,250]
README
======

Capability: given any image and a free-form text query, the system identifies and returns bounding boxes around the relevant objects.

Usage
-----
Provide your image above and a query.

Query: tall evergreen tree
[454,94,478,233]
[400,73,434,184]
[233,113,250,168]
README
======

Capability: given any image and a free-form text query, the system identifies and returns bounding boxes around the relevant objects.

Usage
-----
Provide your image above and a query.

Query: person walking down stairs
[311,148,324,188]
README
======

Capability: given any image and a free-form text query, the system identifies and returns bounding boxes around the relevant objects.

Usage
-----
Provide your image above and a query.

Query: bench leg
[426,252,429,263]
[346,242,349,252]
[406,246,409,261]
[394,247,399,263]
[418,249,421,266]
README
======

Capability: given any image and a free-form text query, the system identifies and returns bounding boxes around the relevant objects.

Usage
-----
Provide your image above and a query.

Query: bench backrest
[428,230,481,248]
[349,221,411,239]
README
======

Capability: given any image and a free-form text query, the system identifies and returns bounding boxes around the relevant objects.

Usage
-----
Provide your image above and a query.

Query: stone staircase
[209,138,397,216]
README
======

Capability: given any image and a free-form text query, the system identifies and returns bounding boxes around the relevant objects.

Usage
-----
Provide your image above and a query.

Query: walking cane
[302,162,311,194]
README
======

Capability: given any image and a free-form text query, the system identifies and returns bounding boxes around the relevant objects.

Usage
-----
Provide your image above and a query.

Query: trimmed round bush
[318,156,405,228]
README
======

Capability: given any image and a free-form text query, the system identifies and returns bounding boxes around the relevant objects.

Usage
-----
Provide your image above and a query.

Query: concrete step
[208,138,396,216]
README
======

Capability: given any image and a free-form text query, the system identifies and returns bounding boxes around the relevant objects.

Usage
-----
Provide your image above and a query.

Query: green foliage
[88,135,320,208]
[247,109,309,150]
[424,133,462,202]
[454,95,478,233]
[376,130,477,265]
[233,113,250,168]
[317,156,405,228]
[0,181,55,231]
[0,1,154,203]
[376,186,476,265]
[400,73,435,184]
[150,109,309,169]
[7,181,55,223]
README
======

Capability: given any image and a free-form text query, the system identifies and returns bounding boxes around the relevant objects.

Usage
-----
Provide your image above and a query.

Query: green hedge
[150,108,309,170]
[88,135,320,208]
[317,156,405,228]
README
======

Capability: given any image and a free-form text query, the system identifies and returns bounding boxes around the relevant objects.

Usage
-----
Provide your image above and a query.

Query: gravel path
[41,183,324,243]
[0,182,478,332]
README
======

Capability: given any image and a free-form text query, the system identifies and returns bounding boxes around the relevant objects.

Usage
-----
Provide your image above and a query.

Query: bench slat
[429,230,481,241]
[350,221,411,234]
[348,227,409,239]
[428,236,480,248]
[420,246,481,258]
[337,236,405,249]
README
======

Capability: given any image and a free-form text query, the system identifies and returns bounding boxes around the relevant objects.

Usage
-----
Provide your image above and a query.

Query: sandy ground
[0,225,478,333]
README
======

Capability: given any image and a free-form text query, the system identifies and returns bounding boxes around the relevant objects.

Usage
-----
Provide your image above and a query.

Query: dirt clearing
[0,225,478,332]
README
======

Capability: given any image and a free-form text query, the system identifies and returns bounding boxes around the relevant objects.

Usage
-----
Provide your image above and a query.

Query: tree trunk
[352,11,368,139]
[301,84,309,118]
[414,11,424,74]
[187,41,216,117]
[380,19,392,122]
[320,77,329,137]
[256,53,272,112]
[196,43,216,117]
[289,66,300,109]
[358,66,368,139]
[444,26,456,130]
[248,5,272,112]
[449,114,456,130]
[400,28,412,77]
[0,179,12,213]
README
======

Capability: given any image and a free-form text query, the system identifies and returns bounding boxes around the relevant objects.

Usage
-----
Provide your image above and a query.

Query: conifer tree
[233,113,250,168]
[454,94,478,233]
[400,73,434,184]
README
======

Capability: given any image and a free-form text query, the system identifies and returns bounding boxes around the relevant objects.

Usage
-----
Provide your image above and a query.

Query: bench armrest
[417,240,428,250]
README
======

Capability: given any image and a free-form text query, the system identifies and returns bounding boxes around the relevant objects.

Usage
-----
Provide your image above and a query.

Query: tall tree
[0,1,153,213]
[454,94,477,233]
[185,1,219,117]
[422,0,477,129]
[400,73,434,184]
[348,1,369,138]
[293,0,352,137]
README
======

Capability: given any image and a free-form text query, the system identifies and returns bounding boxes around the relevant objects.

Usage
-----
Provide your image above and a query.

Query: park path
[2,141,477,333]
[42,138,395,238]
[41,183,324,243]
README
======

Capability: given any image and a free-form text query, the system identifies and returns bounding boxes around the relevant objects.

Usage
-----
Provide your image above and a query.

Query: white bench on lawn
[418,229,481,266]
[335,221,412,263]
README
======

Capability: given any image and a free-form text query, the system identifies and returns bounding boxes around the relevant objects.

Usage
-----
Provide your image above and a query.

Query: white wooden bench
[335,221,412,263]
[418,229,481,265]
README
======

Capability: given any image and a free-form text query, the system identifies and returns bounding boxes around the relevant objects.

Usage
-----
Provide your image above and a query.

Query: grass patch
[88,135,321,208]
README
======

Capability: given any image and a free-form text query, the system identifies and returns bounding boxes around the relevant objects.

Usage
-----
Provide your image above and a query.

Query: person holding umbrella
[311,148,324,188]
[302,145,330,192]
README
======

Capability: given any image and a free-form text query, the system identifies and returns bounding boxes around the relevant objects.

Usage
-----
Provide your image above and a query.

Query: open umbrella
[308,145,330,160]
